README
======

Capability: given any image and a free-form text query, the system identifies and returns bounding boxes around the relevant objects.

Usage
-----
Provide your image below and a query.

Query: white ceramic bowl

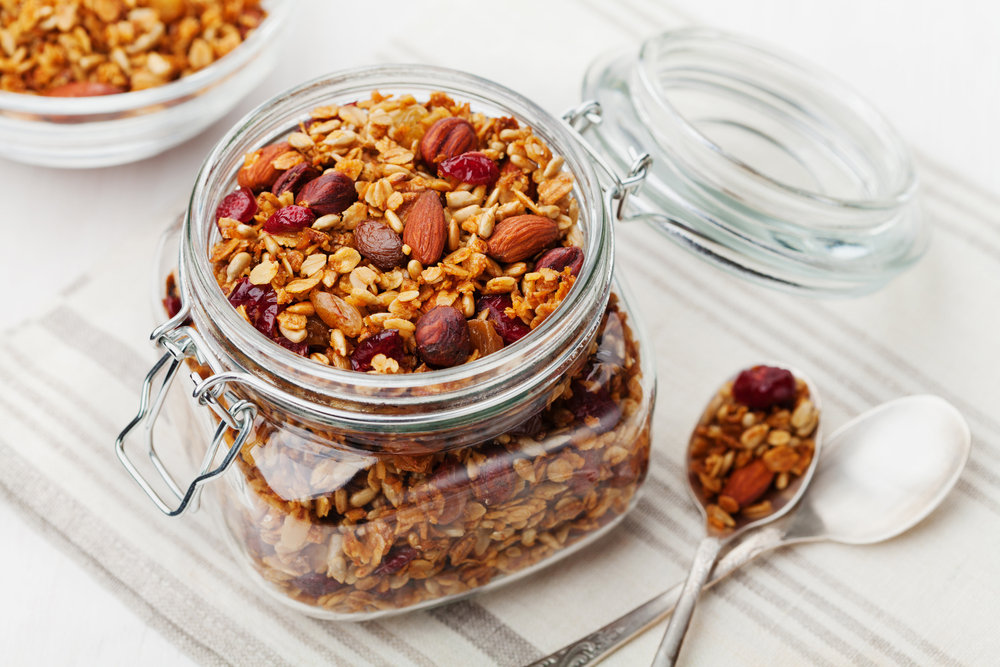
[0,0,291,168]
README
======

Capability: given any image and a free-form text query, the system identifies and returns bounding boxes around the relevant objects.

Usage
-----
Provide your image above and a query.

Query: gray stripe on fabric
[916,152,1000,210]
[428,600,544,667]
[0,381,372,667]
[0,438,292,667]
[754,558,935,667]
[359,622,439,667]
[38,305,153,388]
[778,552,968,667]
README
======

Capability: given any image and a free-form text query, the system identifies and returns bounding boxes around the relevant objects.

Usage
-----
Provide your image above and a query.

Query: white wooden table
[2,1,997,664]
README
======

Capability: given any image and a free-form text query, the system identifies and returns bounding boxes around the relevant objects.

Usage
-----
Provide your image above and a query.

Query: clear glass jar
[120,65,656,620]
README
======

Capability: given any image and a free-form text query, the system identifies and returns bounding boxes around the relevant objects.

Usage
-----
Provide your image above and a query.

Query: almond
[238,142,291,193]
[719,459,774,509]
[420,117,477,166]
[403,191,446,266]
[486,214,560,263]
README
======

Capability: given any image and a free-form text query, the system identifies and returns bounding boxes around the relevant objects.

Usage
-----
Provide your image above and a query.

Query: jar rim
[181,64,613,430]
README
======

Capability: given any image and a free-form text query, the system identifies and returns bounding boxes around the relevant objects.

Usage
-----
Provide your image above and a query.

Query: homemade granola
[690,365,818,531]
[206,91,584,373]
[221,293,650,614]
[0,0,265,95]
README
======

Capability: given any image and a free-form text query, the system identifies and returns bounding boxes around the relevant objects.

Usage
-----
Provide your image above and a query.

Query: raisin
[469,443,518,506]
[475,294,530,345]
[291,572,343,598]
[564,381,621,435]
[732,366,796,409]
[535,246,584,277]
[263,205,315,234]
[215,189,258,224]
[272,162,320,197]
[351,330,406,372]
[437,151,500,186]
[374,545,418,576]
[354,219,406,270]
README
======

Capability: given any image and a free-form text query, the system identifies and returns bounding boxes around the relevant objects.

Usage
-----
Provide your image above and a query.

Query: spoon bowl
[785,394,970,545]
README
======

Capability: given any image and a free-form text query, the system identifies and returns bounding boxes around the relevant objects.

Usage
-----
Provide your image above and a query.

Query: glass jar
[582,29,928,296]
[118,65,656,620]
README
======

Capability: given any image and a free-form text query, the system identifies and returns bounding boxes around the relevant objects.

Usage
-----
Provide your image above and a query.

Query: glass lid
[582,28,929,297]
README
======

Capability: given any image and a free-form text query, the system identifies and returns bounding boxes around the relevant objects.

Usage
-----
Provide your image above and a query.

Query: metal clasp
[115,324,258,517]
[562,100,653,222]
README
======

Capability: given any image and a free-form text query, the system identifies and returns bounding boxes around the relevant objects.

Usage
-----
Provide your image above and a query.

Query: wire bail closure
[115,253,258,517]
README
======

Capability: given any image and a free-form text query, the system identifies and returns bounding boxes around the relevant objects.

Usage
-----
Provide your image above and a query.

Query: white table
[2,1,997,664]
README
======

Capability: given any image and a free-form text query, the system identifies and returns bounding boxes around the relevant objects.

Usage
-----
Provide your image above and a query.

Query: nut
[534,246,584,276]
[354,219,406,270]
[402,191,447,266]
[719,459,774,509]
[238,142,291,193]
[415,307,471,368]
[420,117,477,166]
[487,215,560,263]
[469,444,518,506]
[420,460,469,525]
[45,82,124,97]
[272,162,320,197]
[467,319,504,357]
[297,171,357,216]
[310,291,364,338]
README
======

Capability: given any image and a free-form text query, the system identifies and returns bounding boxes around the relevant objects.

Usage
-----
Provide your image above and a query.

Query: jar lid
[581,28,929,296]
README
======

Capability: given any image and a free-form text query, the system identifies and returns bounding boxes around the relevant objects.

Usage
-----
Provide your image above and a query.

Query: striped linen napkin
[2,1,999,665]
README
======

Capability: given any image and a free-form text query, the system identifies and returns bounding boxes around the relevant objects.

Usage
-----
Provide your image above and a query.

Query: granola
[689,366,818,530]
[220,293,651,614]
[206,91,584,373]
[0,0,265,95]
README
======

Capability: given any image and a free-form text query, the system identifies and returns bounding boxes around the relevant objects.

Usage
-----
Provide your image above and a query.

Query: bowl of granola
[118,65,657,619]
[0,0,291,167]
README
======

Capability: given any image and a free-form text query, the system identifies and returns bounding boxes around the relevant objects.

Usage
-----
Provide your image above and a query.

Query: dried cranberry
[228,278,279,337]
[565,381,621,435]
[509,411,544,438]
[374,545,418,576]
[351,330,406,371]
[569,449,602,494]
[291,572,343,598]
[438,151,500,186]
[535,246,584,277]
[215,189,258,223]
[263,205,315,234]
[476,295,530,345]
[469,443,518,506]
[732,366,796,409]
[163,295,182,319]
[272,162,320,197]
[275,336,308,357]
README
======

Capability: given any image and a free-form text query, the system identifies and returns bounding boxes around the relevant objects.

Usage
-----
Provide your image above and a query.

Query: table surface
[2,1,998,665]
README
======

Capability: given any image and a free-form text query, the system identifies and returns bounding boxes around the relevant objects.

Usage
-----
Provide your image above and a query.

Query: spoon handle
[522,526,790,667]
[651,536,723,666]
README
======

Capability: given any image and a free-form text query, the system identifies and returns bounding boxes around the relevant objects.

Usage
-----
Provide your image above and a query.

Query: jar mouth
[635,29,917,217]
[0,0,290,121]
[182,65,611,430]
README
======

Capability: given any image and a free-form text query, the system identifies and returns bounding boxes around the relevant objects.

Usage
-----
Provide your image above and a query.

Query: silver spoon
[525,394,970,667]
[651,365,823,666]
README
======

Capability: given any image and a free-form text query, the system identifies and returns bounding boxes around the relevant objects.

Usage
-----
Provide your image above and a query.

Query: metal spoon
[525,394,970,667]
[650,365,823,666]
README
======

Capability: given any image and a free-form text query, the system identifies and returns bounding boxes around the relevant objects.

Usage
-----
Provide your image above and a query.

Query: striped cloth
[2,1,998,665]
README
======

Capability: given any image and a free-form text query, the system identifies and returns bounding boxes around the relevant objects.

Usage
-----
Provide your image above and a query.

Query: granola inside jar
[142,65,656,620]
